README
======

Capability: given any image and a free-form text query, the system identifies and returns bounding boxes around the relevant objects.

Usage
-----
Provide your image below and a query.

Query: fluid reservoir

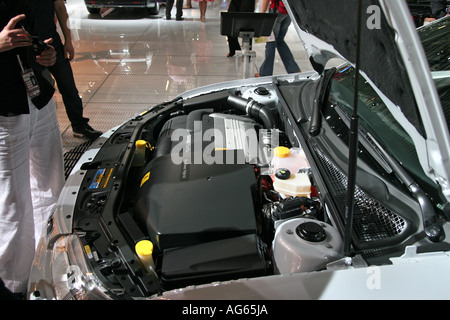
[273,168,311,198]
[270,147,309,180]
[272,218,343,274]
[135,240,156,272]
[132,140,147,167]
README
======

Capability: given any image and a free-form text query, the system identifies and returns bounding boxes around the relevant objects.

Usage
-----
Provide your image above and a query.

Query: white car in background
[28,0,450,300]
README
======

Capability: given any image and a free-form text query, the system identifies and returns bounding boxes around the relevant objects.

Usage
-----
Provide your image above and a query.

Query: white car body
[27,0,450,300]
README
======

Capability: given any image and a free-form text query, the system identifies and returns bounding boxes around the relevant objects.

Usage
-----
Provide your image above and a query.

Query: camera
[18,19,49,55]
[30,35,49,55]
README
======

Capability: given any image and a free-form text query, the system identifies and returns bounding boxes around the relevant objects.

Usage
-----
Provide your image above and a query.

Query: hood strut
[343,0,362,257]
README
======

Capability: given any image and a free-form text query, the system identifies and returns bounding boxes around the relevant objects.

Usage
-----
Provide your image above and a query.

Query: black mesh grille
[312,142,406,244]
[63,141,93,180]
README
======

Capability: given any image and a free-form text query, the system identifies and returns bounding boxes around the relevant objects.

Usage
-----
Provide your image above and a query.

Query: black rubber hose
[226,95,276,129]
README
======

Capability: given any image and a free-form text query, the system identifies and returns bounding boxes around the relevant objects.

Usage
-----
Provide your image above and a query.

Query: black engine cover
[132,110,268,287]
[160,234,268,289]
[133,153,258,251]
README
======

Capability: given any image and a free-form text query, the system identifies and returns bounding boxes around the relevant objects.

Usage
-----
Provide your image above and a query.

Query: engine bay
[71,81,424,298]
[116,85,344,294]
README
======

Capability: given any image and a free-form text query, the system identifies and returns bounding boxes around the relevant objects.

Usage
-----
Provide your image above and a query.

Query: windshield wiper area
[367,132,445,243]
[333,102,444,242]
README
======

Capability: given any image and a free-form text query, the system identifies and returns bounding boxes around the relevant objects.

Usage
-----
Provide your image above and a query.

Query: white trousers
[0,98,64,293]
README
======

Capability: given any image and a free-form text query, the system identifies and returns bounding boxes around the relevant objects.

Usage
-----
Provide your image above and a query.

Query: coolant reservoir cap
[135,240,154,256]
[275,168,291,180]
[296,222,327,242]
[274,146,290,158]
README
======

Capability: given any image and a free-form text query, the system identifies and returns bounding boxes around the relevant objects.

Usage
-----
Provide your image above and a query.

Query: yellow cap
[135,240,153,256]
[274,146,290,158]
[136,140,147,149]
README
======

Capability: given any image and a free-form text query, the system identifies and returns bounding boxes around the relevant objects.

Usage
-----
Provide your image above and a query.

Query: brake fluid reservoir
[272,218,343,274]
[270,147,309,179]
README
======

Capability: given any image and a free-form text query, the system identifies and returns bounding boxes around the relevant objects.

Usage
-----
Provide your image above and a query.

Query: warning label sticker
[89,168,113,189]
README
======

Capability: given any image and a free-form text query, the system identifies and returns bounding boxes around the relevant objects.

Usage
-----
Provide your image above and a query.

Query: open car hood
[284,0,450,201]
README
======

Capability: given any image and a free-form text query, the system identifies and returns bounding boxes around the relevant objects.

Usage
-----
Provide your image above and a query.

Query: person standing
[31,0,102,140]
[183,0,192,9]
[226,0,255,57]
[166,0,184,21]
[0,1,65,295]
[194,0,213,22]
[256,0,300,77]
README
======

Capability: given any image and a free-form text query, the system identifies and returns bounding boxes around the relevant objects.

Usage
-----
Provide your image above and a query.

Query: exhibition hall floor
[59,0,315,154]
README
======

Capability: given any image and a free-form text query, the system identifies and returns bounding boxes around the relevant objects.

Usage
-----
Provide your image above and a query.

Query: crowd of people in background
[175,0,300,76]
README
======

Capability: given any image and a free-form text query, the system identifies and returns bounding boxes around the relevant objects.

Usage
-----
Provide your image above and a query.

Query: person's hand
[0,14,31,53]
[424,17,437,25]
[35,39,57,66]
[63,41,75,61]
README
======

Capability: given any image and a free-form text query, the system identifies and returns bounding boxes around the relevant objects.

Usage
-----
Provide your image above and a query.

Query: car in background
[27,0,450,300]
[84,0,160,15]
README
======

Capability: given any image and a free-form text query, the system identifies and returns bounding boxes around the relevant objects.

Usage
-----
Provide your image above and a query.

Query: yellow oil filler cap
[135,240,153,256]
[135,140,147,149]
[135,240,155,271]
[133,140,148,167]
[274,146,290,158]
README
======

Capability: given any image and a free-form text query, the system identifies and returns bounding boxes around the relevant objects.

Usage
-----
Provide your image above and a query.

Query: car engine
[67,79,425,300]
[117,87,344,293]
[57,78,428,300]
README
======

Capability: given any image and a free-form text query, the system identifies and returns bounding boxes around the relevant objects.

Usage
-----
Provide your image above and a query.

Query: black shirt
[0,0,55,116]
[30,0,60,42]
